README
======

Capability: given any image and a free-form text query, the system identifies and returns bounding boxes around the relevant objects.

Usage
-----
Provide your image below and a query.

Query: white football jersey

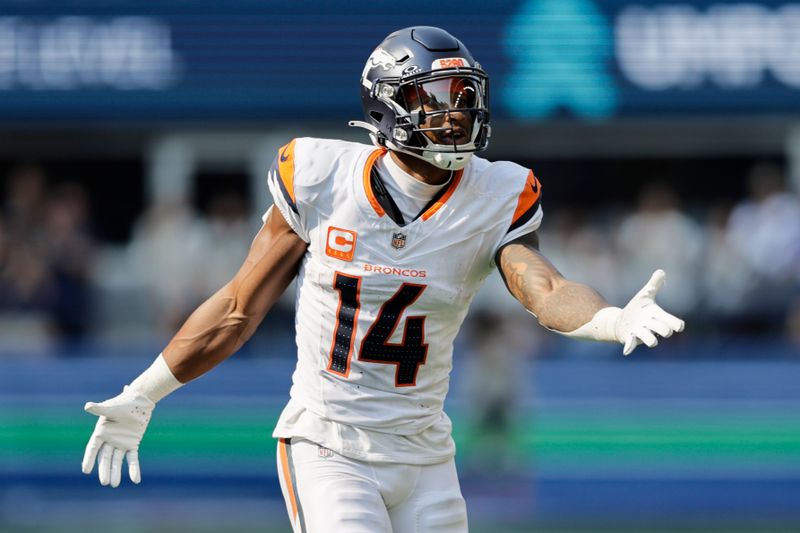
[268,138,542,464]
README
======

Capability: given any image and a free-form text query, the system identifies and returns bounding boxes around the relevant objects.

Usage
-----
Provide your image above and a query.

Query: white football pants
[276,438,468,533]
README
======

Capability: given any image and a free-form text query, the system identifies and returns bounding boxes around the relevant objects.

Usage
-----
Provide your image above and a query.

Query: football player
[82,27,684,533]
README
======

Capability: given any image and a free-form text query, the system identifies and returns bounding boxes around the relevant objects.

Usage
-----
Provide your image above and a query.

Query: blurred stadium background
[2,1,800,532]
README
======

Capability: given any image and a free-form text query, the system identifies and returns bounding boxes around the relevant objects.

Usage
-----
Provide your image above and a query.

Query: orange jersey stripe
[421,169,464,221]
[363,148,388,216]
[278,139,297,204]
[511,170,541,225]
[279,439,298,521]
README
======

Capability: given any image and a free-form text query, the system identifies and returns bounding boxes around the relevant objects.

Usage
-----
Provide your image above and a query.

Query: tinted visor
[400,77,480,113]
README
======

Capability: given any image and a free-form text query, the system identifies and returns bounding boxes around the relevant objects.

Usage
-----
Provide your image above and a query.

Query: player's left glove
[562,269,685,355]
[613,269,685,355]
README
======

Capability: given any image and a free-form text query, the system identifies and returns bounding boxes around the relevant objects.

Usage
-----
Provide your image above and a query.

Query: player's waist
[290,384,445,435]
[273,398,456,464]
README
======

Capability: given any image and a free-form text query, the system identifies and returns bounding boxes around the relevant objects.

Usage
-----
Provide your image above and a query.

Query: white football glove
[613,269,685,355]
[81,386,155,488]
[81,354,182,487]
[561,269,685,355]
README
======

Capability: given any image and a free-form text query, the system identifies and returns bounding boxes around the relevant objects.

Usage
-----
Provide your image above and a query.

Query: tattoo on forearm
[499,243,608,332]
[499,244,556,314]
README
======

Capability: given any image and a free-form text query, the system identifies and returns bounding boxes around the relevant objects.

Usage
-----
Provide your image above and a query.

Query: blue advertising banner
[0,0,799,123]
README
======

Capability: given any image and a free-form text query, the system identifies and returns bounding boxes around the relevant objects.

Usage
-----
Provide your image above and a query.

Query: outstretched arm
[163,206,308,381]
[496,231,608,332]
[82,207,308,487]
[496,231,684,354]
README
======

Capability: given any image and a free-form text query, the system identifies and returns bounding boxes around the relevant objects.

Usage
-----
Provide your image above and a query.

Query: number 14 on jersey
[328,272,428,387]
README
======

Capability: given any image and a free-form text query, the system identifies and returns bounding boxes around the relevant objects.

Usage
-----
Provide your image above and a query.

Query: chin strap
[432,152,471,170]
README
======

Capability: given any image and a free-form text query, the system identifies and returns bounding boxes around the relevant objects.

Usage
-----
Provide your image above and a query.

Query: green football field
[3,401,800,532]
[5,404,799,470]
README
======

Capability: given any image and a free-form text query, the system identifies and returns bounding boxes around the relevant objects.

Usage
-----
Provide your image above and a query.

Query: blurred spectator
[0,228,54,311]
[1,164,52,313]
[191,192,299,345]
[722,163,800,329]
[127,201,208,334]
[726,163,800,283]
[541,208,620,305]
[701,202,754,325]
[615,182,704,316]
[42,183,95,339]
[461,310,522,471]
[195,191,256,296]
[459,271,540,472]
[3,163,48,244]
[0,164,99,350]
[1,165,53,314]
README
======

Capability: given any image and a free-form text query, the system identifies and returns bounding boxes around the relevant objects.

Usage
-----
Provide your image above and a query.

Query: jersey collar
[362,148,464,222]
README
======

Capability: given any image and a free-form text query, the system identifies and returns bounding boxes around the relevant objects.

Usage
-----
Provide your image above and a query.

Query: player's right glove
[82,386,154,487]
[81,354,182,487]
[561,269,685,355]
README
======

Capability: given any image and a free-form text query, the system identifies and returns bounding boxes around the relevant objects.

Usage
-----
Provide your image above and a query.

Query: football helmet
[350,26,491,171]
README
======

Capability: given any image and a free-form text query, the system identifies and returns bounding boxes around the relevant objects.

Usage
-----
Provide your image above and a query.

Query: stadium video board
[0,0,799,123]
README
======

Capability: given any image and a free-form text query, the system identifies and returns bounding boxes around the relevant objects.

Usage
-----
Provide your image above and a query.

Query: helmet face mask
[356,27,491,171]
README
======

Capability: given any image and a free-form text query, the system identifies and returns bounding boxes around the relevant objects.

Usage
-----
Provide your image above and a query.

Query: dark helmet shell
[356,27,491,169]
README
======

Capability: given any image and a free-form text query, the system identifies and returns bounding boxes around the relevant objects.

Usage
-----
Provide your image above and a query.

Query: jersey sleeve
[264,139,310,242]
[498,169,543,247]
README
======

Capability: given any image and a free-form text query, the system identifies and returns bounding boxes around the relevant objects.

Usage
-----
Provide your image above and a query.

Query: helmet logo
[402,65,421,76]
[367,48,396,71]
[431,57,467,70]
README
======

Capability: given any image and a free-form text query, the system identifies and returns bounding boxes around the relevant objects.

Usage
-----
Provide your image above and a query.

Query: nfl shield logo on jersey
[391,232,406,249]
